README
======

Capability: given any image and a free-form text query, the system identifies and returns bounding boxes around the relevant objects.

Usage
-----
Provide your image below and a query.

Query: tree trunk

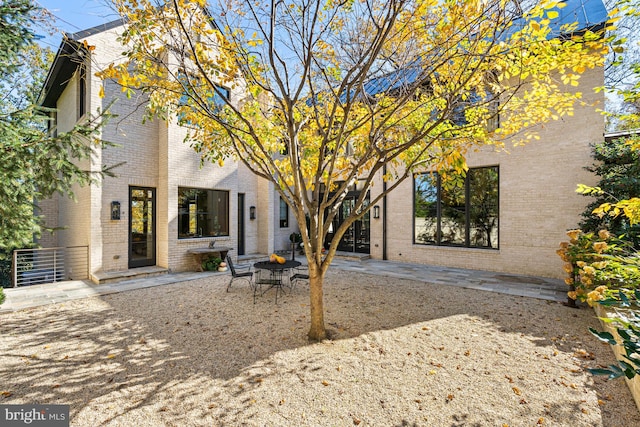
[307,263,327,341]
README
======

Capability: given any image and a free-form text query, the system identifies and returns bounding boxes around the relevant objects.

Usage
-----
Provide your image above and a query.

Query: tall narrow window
[414,166,499,249]
[78,66,86,119]
[280,197,289,228]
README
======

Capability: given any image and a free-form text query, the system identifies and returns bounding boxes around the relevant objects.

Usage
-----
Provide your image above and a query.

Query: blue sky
[35,0,118,49]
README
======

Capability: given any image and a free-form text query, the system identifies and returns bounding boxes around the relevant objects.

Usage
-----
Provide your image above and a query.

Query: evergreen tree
[0,0,112,291]
[579,135,640,247]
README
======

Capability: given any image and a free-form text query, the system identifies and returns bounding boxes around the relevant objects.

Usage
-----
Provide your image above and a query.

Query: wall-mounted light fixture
[373,205,380,219]
[250,206,256,220]
[111,201,121,220]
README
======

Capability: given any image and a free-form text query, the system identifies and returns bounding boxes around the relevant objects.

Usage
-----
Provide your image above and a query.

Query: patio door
[330,192,370,254]
[129,186,156,268]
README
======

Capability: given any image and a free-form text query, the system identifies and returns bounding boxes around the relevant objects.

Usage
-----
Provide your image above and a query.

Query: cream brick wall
[47,21,601,280]
[35,198,58,248]
[53,70,93,256]
[46,22,268,277]
[374,67,604,279]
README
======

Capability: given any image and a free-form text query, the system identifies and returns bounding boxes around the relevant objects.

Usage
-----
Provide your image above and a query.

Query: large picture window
[414,166,499,249]
[178,188,229,239]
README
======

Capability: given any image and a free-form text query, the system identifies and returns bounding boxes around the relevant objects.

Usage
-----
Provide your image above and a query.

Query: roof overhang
[38,19,125,109]
[38,37,83,109]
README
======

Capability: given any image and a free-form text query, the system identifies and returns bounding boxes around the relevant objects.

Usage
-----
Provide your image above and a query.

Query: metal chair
[226,255,253,292]
[289,267,309,290]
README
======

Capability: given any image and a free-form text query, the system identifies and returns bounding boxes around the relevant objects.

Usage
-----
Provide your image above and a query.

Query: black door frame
[330,191,370,254]
[237,193,245,256]
[128,186,156,268]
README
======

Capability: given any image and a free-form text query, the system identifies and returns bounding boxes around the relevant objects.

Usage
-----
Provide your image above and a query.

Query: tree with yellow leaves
[101,0,607,340]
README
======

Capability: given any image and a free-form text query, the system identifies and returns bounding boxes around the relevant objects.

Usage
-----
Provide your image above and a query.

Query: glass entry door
[129,186,156,268]
[331,192,370,254]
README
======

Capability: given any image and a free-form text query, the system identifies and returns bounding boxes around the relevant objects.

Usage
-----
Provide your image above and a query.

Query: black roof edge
[38,5,219,110]
[38,37,83,109]
[38,19,127,109]
[70,18,127,40]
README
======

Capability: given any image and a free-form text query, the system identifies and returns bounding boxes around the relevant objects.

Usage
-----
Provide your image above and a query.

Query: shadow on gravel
[0,270,636,426]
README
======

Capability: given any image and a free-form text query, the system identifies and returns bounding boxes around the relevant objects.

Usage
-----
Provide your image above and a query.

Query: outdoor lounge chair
[226,255,253,292]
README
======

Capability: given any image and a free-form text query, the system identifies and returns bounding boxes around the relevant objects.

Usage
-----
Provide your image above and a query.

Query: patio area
[1,262,639,426]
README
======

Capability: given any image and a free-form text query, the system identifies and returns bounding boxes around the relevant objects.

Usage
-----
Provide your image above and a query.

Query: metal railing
[11,246,89,287]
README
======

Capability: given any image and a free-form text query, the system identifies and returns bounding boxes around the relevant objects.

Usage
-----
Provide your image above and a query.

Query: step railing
[12,246,89,287]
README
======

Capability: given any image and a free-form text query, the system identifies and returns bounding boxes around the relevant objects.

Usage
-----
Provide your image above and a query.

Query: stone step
[91,266,169,284]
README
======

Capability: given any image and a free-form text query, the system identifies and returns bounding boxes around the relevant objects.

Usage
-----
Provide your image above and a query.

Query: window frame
[279,197,289,228]
[413,166,499,249]
[177,187,230,239]
[176,70,230,125]
[78,66,86,120]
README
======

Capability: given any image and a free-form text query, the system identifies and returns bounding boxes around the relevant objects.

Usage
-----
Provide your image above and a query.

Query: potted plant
[202,256,222,272]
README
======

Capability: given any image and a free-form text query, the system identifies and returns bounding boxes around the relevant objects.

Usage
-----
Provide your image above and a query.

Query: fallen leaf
[512,387,521,396]
[353,417,361,425]
[1,391,12,398]
[322,380,330,386]
[537,417,545,425]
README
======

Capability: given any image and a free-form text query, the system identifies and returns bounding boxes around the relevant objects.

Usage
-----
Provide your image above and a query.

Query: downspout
[382,163,387,260]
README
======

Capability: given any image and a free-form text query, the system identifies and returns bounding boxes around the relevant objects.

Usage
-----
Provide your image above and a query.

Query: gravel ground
[1,270,639,426]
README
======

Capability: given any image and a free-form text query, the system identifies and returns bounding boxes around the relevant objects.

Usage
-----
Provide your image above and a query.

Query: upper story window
[177,70,229,124]
[452,92,499,132]
[178,187,229,238]
[414,166,499,249]
[78,66,86,119]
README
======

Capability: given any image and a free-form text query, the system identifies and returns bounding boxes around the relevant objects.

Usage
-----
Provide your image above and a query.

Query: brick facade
[42,22,291,281]
[42,20,604,282]
[370,69,604,279]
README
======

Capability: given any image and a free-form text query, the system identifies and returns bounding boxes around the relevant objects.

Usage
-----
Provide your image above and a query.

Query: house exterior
[38,1,606,283]
[38,21,298,282]
[370,57,604,279]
